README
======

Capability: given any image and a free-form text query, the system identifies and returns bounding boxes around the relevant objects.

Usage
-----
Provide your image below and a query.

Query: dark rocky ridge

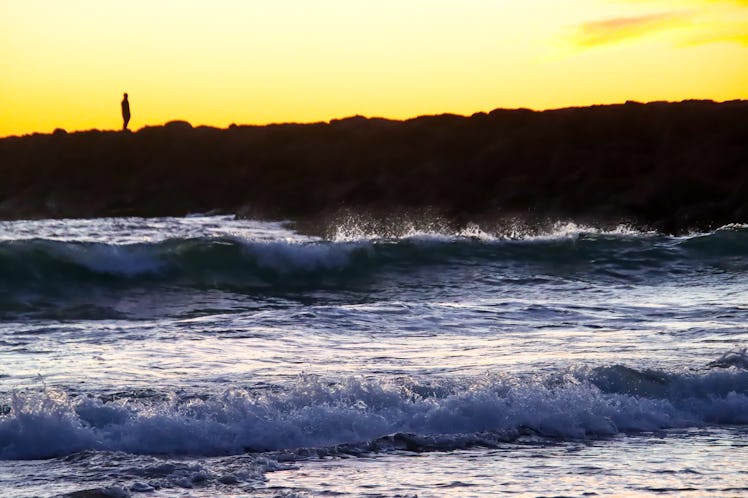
[1,100,746,234]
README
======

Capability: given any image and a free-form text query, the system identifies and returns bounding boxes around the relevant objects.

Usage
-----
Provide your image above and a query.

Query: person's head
[123,92,128,99]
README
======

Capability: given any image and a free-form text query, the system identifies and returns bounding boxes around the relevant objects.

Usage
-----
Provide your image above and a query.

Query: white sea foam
[2,368,747,460]
[330,216,651,244]
[0,216,311,245]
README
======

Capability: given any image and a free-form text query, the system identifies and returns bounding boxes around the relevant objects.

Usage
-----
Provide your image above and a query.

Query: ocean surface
[1,215,747,497]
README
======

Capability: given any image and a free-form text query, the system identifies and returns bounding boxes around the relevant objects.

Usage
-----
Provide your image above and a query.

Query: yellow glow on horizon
[1,0,747,137]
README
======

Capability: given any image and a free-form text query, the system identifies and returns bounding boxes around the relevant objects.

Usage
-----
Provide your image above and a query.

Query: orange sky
[1,0,747,136]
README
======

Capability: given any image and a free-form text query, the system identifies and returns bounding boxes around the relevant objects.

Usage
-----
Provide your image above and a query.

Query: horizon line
[2,98,745,140]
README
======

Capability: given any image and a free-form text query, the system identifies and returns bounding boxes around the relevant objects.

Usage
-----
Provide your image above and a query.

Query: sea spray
[3,362,748,460]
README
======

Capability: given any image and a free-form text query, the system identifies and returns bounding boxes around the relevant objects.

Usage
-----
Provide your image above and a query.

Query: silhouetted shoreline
[1,100,747,234]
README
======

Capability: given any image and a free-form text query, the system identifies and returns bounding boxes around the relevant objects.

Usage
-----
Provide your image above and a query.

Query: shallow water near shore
[1,215,747,497]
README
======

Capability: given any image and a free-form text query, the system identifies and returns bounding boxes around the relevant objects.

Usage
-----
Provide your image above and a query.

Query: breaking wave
[2,356,748,460]
[2,224,746,286]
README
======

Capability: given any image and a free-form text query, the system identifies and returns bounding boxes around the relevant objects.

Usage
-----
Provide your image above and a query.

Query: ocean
[0,215,747,497]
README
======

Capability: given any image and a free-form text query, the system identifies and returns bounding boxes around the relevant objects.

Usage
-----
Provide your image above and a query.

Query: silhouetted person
[121,93,131,131]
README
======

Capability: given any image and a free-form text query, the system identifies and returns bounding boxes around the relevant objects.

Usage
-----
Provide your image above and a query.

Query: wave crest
[2,362,748,460]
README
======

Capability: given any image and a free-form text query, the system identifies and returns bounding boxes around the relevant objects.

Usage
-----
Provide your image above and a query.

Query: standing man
[121,92,131,131]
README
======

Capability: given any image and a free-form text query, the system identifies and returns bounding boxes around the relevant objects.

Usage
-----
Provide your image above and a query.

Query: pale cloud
[692,0,748,4]
[679,0,748,45]
[570,12,691,47]
[679,26,748,45]
[567,1,748,49]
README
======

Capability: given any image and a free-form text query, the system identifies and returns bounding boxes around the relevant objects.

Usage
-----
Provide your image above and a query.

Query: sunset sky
[1,0,747,136]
